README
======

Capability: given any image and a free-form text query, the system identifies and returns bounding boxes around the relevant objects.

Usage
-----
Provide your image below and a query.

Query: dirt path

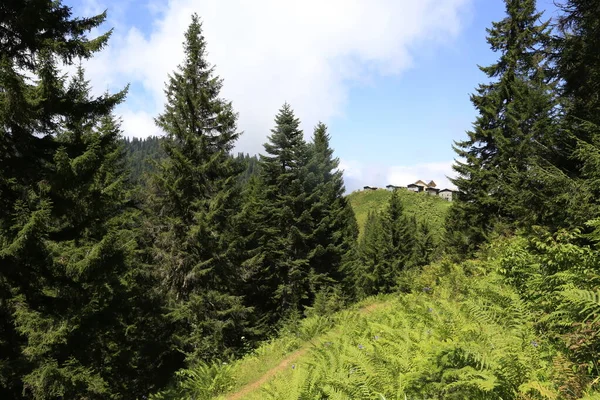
[225,346,310,400]
[224,302,387,400]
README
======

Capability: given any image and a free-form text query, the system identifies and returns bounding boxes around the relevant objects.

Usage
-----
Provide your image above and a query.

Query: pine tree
[350,191,420,297]
[243,103,312,325]
[305,122,358,293]
[149,14,251,362]
[0,3,179,397]
[354,211,386,298]
[1,62,176,398]
[416,221,435,266]
[381,191,418,279]
[449,0,558,253]
[229,174,274,339]
[555,0,600,224]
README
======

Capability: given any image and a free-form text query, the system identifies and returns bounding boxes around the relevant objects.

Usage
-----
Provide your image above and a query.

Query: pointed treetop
[263,102,305,158]
[182,13,210,72]
[155,12,238,148]
[272,102,300,127]
[312,122,330,151]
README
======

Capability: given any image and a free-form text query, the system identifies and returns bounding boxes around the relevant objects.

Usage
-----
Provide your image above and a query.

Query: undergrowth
[152,221,600,399]
[255,260,560,399]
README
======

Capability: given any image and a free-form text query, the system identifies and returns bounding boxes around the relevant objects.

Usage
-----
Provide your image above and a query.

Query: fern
[561,289,600,326]
[249,259,558,399]
[148,361,233,400]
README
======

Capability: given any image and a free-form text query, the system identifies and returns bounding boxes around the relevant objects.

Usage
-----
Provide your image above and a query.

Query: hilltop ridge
[346,187,451,237]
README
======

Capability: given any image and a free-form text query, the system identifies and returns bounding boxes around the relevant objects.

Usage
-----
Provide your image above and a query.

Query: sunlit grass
[347,188,451,238]
[215,295,394,399]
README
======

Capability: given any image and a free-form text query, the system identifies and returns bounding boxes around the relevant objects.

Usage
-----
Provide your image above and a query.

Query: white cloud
[119,110,161,138]
[341,159,457,192]
[387,161,457,189]
[80,0,471,154]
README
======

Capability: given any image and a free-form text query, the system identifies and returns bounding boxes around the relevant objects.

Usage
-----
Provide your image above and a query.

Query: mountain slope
[154,257,585,400]
[346,188,452,237]
[230,261,554,399]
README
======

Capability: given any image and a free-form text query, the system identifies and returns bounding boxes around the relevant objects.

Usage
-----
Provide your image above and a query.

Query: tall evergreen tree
[149,14,250,362]
[353,211,386,298]
[416,221,435,266]
[448,0,558,253]
[1,62,175,400]
[243,103,312,325]
[351,191,419,298]
[305,122,358,292]
[555,0,600,224]
[0,3,179,397]
[381,190,417,284]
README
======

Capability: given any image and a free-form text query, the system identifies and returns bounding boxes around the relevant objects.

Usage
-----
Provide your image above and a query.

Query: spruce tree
[305,122,358,293]
[149,14,251,362]
[1,3,178,397]
[229,174,274,338]
[555,0,600,224]
[244,103,312,325]
[354,211,386,298]
[351,191,420,297]
[381,190,417,283]
[416,221,435,266]
[449,0,558,252]
[2,64,175,398]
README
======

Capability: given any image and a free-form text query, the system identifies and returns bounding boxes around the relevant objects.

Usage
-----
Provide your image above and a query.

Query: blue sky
[67,0,560,191]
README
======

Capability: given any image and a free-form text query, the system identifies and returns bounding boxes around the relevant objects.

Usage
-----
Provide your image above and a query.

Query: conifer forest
[2,0,600,398]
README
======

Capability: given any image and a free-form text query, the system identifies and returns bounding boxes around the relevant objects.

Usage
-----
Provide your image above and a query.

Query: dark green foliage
[350,190,424,298]
[0,2,180,397]
[235,152,260,185]
[416,220,436,266]
[556,0,600,132]
[238,108,358,331]
[147,14,252,363]
[353,210,387,297]
[305,122,358,292]
[122,140,258,191]
[448,0,560,254]
[555,0,600,224]
[123,136,165,185]
[383,190,418,272]
[242,103,312,325]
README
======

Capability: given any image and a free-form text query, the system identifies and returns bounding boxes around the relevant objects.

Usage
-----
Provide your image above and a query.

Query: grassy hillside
[149,192,600,400]
[229,264,549,399]
[347,188,452,236]
[152,255,599,399]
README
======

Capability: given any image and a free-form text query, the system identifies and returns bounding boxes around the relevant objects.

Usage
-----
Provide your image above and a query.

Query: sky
[66,0,560,192]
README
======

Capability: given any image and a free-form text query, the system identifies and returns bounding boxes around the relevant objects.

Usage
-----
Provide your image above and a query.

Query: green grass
[225,261,567,399]
[347,188,452,237]
[219,295,393,400]
[214,296,393,399]
[152,254,600,399]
